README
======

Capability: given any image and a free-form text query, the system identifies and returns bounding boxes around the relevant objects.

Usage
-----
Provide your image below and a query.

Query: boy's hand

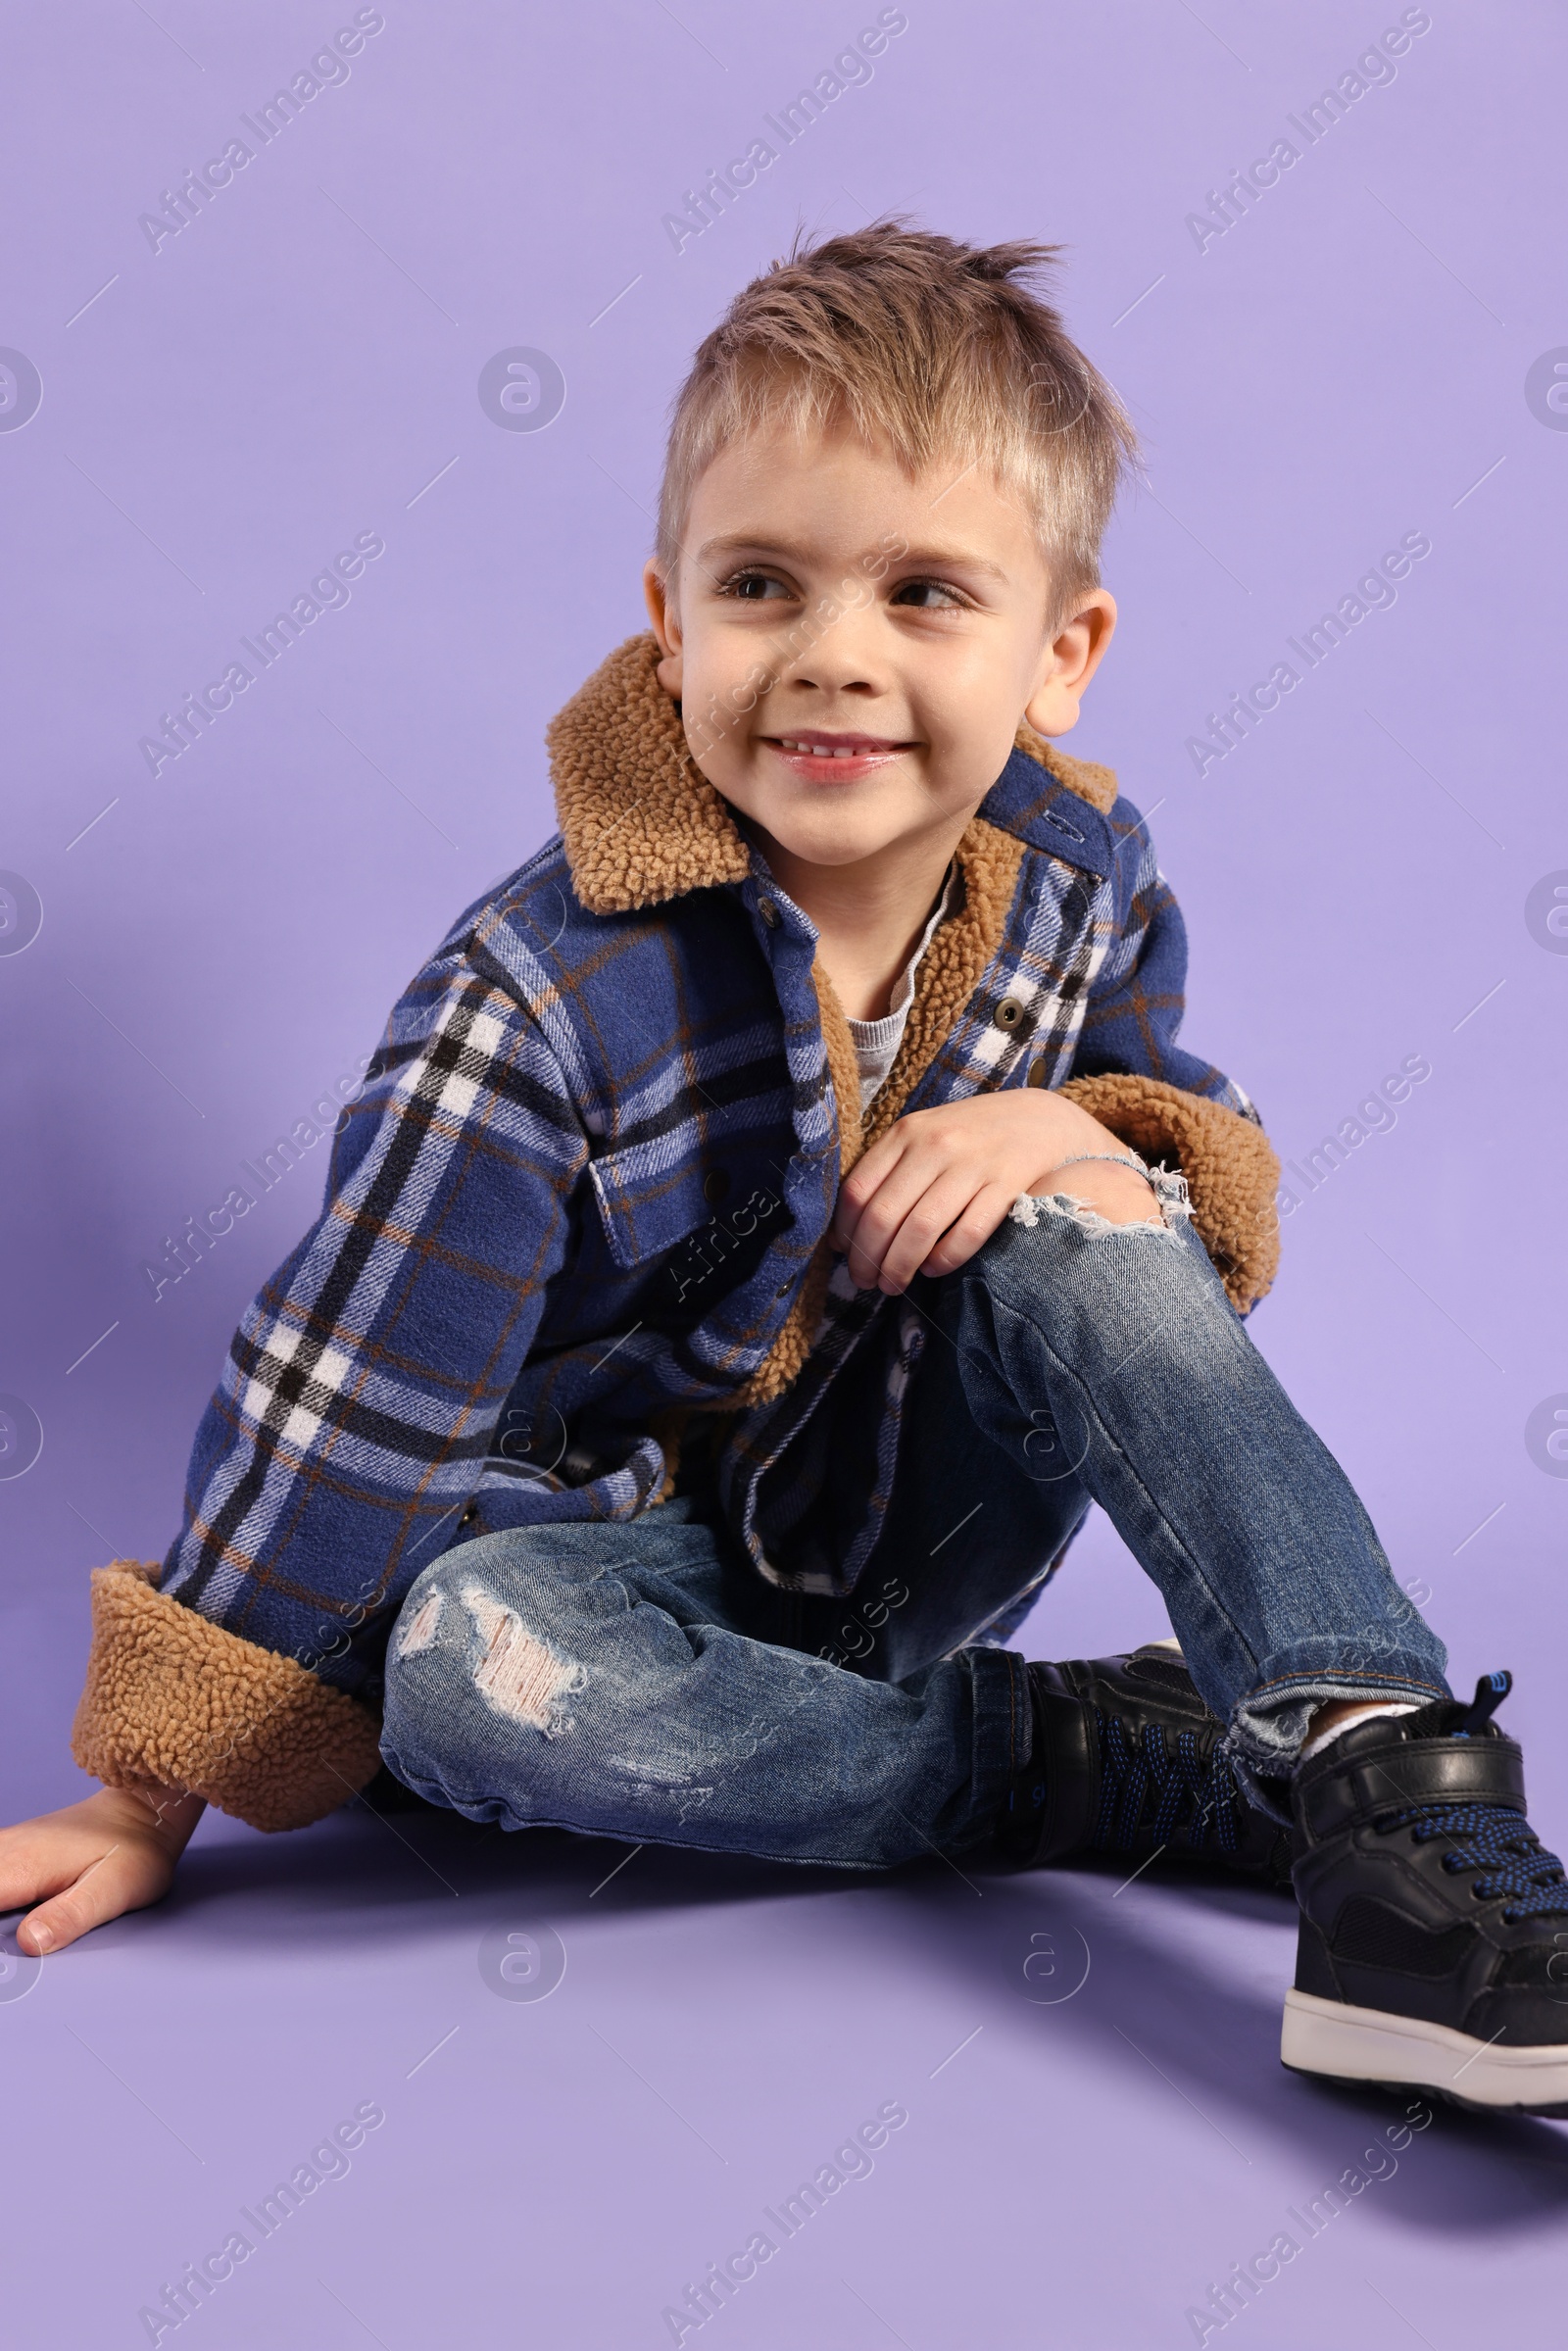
[830,1091,1158,1293]
[0,1784,206,1955]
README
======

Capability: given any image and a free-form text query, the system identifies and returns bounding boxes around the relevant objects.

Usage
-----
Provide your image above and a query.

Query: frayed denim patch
[1008,1162,1192,1239]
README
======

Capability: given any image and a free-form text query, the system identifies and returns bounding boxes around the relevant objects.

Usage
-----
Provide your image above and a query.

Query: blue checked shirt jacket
[73,635,1282,1831]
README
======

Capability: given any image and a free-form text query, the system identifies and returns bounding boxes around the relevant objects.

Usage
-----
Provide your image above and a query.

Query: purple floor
[8,1514,1567,2348]
[6,2,1568,2342]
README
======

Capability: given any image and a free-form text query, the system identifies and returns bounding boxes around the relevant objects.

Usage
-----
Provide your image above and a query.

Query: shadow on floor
[31,1788,1568,2238]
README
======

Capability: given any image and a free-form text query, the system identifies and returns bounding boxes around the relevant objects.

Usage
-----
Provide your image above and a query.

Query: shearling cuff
[1061,1072,1281,1313]
[71,1560,384,1833]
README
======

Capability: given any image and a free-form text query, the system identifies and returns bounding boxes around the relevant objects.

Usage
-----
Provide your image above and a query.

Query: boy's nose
[779,638,883,700]
[770,583,894,700]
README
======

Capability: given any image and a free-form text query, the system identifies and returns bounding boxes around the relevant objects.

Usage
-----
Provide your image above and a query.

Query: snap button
[1026,1056,1048,1088]
[703,1168,730,1205]
[758,896,780,928]
[994,995,1026,1031]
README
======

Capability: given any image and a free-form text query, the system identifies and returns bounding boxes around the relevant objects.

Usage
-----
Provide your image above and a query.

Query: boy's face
[644,417,1115,874]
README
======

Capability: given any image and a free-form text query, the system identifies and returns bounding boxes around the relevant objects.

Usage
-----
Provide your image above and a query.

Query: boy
[7,226,1567,2114]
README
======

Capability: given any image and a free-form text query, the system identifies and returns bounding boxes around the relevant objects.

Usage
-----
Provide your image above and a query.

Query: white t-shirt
[844,862,961,1115]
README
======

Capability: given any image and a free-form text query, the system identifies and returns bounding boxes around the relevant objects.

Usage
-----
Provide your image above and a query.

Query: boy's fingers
[875,1173,984,1293]
[839,1150,951,1284]
[833,1181,883,1279]
[19,1842,166,1955]
[832,1175,883,1269]
[830,1134,907,1255]
[0,1824,78,1919]
[841,1209,891,1287]
[917,1184,1016,1278]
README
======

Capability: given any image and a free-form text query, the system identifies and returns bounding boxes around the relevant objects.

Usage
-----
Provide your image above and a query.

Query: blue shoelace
[1378,1802,1568,1921]
[1094,1711,1241,1855]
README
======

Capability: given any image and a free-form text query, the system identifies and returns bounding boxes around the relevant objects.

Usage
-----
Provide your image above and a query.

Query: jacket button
[1026,1056,1048,1088]
[994,995,1026,1031]
[703,1168,730,1204]
[758,896,780,928]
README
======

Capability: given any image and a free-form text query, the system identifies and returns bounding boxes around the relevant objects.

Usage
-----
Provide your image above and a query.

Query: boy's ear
[643,561,683,699]
[1024,589,1117,739]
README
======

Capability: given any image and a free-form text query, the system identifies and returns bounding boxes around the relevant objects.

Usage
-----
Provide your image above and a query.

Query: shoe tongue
[1334,1694,1466,1756]
[1349,1676,1514,1753]
[1125,1649,1195,1695]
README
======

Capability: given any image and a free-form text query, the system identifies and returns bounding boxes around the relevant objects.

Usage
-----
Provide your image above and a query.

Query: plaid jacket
[72,635,1281,1831]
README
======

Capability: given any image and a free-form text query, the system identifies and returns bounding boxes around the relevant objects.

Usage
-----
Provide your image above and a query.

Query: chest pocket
[588,1143,791,1274]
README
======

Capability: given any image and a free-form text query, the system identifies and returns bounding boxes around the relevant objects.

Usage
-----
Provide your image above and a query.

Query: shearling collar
[545,633,1118,918]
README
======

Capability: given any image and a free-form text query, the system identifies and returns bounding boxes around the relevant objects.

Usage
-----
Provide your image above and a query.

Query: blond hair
[657,222,1138,625]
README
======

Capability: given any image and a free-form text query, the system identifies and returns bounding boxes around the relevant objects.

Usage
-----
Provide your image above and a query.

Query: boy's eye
[890,578,967,610]
[720,569,794,602]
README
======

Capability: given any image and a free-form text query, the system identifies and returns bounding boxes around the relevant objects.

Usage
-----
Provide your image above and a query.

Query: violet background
[3,3,1566,2344]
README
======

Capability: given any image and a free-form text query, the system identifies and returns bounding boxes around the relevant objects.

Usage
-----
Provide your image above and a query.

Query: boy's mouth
[761,730,915,782]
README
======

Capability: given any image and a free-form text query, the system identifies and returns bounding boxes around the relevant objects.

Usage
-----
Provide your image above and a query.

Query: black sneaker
[1283,1672,1568,2115]
[1001,1642,1295,1886]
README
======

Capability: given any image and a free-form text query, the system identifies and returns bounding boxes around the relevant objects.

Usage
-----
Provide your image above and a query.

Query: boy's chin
[716,776,974,872]
[742,810,920,871]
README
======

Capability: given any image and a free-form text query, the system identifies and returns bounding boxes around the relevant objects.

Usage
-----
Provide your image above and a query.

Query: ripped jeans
[377,1178,1450,1869]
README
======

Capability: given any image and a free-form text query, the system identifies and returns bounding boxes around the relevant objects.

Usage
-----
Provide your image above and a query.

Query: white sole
[1281,1988,1568,2113]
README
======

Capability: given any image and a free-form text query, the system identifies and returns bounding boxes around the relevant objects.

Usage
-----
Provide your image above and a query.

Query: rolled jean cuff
[951,1645,1032,1852]
[1230,1656,1452,1770]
